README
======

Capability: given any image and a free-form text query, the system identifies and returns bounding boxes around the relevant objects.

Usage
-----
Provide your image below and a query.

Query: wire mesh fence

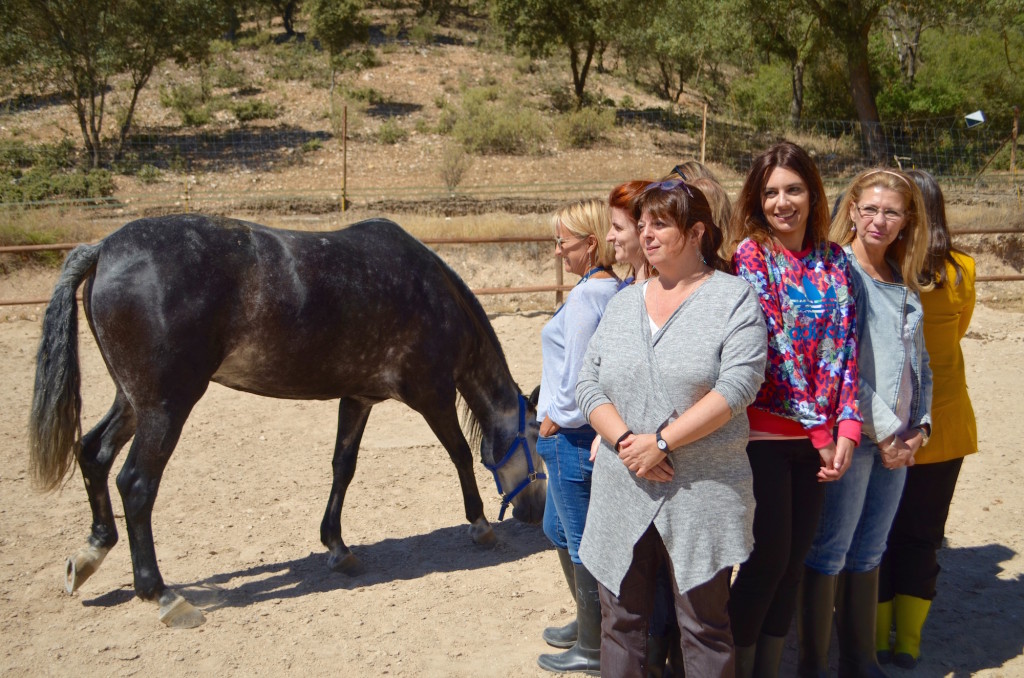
[0,110,1020,217]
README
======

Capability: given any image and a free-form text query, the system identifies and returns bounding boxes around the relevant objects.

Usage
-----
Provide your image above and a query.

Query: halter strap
[483,394,546,521]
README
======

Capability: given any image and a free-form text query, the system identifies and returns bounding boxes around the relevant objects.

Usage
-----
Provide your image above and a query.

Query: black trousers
[729,439,826,644]
[879,457,964,601]
[598,524,734,678]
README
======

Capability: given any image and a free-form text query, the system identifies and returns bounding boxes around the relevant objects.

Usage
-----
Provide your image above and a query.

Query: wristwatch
[655,423,669,452]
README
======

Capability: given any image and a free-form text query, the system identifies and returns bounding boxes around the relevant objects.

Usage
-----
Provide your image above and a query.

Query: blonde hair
[829,168,933,293]
[689,176,733,258]
[551,198,616,268]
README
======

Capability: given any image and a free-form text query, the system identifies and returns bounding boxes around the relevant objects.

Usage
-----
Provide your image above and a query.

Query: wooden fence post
[342,104,348,214]
[700,102,708,164]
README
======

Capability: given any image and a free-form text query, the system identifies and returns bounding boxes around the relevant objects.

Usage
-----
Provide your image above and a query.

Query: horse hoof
[328,551,365,576]
[65,544,109,594]
[158,591,206,629]
[469,519,496,546]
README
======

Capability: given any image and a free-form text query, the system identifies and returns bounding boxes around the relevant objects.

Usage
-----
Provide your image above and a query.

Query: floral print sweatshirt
[733,238,862,448]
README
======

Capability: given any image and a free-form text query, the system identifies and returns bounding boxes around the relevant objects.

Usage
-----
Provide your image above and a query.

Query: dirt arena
[2,256,1023,677]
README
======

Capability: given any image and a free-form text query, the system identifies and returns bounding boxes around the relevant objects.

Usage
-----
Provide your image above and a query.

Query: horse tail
[29,243,101,491]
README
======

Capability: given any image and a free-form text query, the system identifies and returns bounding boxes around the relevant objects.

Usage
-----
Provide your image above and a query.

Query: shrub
[137,164,162,184]
[453,99,547,155]
[409,13,437,47]
[0,167,115,204]
[159,82,214,127]
[440,143,472,192]
[230,100,280,122]
[555,107,615,149]
[378,118,408,145]
[301,138,323,153]
[265,40,329,86]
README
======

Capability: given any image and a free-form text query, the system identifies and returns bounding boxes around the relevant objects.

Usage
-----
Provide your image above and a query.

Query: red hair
[608,180,651,220]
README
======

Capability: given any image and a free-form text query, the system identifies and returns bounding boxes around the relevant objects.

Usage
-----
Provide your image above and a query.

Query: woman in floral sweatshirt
[727,141,862,677]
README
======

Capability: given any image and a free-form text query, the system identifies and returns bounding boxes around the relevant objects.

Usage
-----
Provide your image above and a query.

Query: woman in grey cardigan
[576,180,768,677]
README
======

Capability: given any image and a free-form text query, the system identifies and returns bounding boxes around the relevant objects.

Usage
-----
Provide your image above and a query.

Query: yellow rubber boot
[893,594,932,668]
[876,599,893,663]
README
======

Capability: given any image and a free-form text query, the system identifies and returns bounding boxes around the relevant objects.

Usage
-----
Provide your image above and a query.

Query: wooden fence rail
[3,230,1024,307]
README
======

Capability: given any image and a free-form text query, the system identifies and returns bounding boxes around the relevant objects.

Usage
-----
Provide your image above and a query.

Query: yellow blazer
[916,251,977,464]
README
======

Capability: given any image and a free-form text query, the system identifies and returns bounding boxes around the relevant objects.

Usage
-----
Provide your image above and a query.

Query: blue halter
[484,394,546,521]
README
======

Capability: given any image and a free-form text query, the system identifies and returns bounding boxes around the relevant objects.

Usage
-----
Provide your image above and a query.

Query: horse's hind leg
[116,405,205,628]
[321,398,372,576]
[66,390,137,594]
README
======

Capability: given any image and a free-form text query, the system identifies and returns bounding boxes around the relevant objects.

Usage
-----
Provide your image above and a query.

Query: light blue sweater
[537,276,620,429]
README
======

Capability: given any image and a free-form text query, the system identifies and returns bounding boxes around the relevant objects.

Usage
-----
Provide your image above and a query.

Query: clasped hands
[878,431,921,469]
[590,432,674,482]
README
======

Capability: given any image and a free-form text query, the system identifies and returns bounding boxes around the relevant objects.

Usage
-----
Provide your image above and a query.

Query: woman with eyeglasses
[727,141,861,678]
[575,180,767,677]
[536,198,619,675]
[799,168,933,678]
[872,170,975,671]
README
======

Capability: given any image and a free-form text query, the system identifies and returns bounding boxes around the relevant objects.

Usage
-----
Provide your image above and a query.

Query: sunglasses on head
[645,178,695,198]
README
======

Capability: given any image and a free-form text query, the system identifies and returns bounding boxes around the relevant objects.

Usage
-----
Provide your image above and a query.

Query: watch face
[657,438,667,450]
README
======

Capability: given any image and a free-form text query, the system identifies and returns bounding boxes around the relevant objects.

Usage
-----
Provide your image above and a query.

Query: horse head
[483,393,546,525]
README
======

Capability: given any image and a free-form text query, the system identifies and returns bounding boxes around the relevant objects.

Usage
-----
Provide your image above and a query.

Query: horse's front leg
[419,405,494,546]
[116,409,204,628]
[66,392,136,594]
[321,398,372,576]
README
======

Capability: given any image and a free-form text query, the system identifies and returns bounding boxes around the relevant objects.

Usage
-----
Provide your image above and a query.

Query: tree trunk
[846,35,887,163]
[115,74,150,162]
[790,58,805,126]
[569,37,596,106]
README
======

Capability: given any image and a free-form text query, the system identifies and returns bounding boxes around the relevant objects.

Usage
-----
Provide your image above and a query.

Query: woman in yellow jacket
[876,169,978,670]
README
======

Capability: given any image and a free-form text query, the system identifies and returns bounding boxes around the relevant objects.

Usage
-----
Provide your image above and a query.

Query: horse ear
[527,385,540,409]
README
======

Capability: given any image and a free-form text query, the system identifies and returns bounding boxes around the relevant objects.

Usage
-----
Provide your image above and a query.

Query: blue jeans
[805,440,907,575]
[537,426,595,563]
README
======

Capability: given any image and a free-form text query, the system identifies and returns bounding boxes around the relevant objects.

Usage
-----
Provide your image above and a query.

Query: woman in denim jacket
[799,168,934,678]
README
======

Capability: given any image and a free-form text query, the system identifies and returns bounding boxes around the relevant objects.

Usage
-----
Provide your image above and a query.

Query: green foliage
[301,138,323,153]
[410,12,438,46]
[555,106,615,148]
[310,0,370,57]
[727,62,792,131]
[452,88,548,154]
[344,86,386,104]
[493,0,612,103]
[377,118,409,144]
[264,39,330,85]
[137,164,163,184]
[159,81,215,126]
[230,99,281,121]
[877,24,1024,127]
[0,0,229,167]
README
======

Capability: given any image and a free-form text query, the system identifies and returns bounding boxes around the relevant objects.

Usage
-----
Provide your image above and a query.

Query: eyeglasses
[855,204,905,222]
[554,234,585,249]
[670,165,689,181]
[645,178,695,198]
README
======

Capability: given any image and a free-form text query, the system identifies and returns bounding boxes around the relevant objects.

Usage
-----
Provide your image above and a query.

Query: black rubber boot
[836,569,890,678]
[538,562,601,675]
[542,547,578,649]
[754,633,786,677]
[798,566,838,678]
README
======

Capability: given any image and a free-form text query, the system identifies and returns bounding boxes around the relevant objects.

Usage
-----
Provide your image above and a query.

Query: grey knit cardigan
[576,272,768,597]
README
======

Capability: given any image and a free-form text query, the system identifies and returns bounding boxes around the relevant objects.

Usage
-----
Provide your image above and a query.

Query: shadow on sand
[80,519,550,614]
[778,542,1024,675]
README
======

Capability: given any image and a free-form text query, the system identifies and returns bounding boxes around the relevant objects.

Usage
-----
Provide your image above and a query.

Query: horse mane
[431,254,515,453]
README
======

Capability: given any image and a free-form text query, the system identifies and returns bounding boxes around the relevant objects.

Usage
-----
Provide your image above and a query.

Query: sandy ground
[2,256,1024,678]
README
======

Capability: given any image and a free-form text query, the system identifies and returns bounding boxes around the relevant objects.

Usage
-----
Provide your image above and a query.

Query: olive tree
[1,0,228,168]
